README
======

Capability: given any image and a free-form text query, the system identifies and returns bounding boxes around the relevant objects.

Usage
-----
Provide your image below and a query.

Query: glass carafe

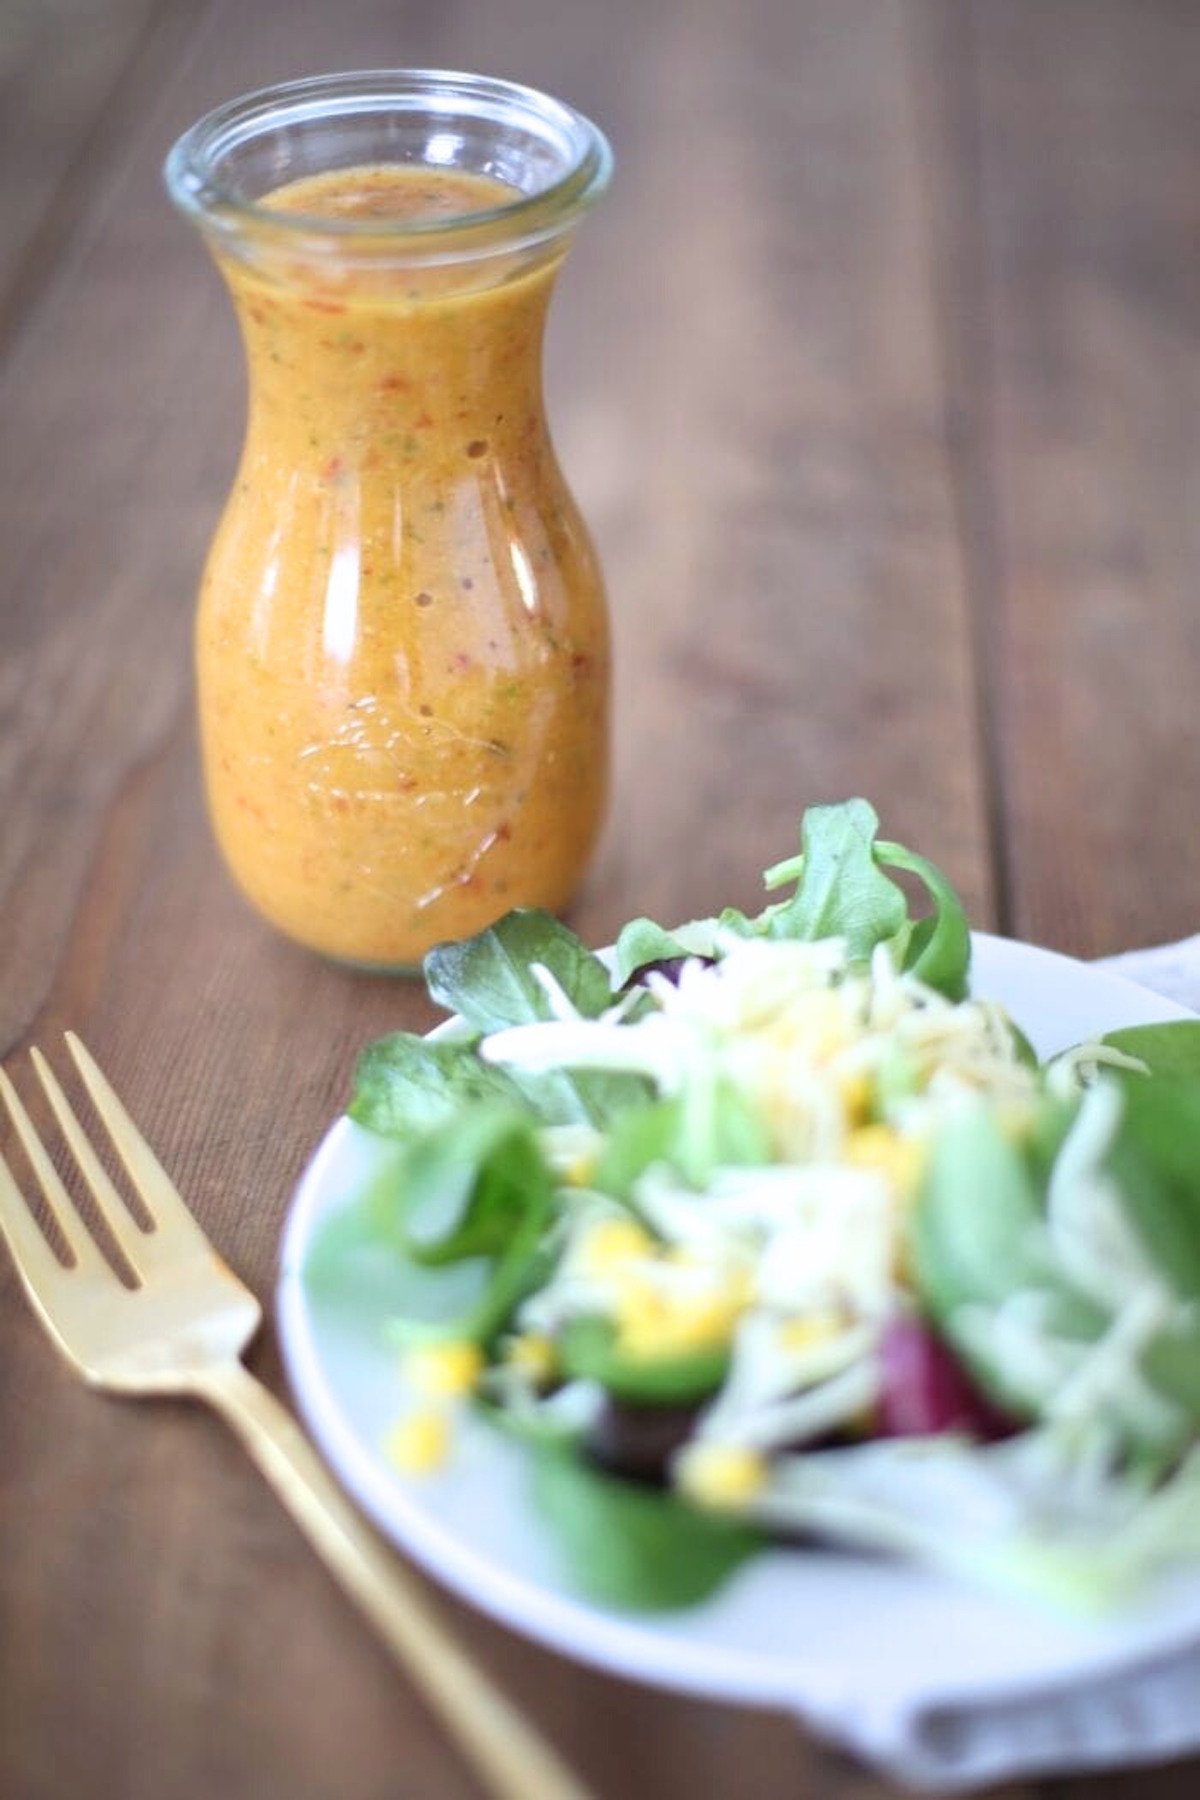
[166,72,612,968]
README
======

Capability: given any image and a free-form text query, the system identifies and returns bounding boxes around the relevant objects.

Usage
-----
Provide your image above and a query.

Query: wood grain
[0,0,1195,1797]
[947,0,1200,957]
[0,0,200,345]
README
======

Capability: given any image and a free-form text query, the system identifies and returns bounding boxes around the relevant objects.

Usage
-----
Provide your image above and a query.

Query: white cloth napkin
[845,937,1200,1792]
[851,1631,1200,1792]
[1098,935,1200,1014]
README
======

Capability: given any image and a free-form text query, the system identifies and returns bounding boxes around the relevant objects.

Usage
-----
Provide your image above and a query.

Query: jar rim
[164,69,612,261]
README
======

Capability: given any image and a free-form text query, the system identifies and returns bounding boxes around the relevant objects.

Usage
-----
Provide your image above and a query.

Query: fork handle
[196,1361,596,1800]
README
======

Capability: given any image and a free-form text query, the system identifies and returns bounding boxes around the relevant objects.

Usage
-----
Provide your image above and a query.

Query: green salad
[329,799,1200,1613]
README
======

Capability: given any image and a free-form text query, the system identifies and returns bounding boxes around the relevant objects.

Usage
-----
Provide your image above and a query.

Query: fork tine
[0,1068,110,1274]
[64,1034,210,1257]
[0,1142,68,1291]
[31,1048,164,1280]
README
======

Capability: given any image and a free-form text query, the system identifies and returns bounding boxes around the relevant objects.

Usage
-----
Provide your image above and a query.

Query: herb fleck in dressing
[197,164,609,965]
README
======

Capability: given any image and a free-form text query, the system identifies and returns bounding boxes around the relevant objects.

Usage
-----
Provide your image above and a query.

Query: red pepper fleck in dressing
[197,164,609,966]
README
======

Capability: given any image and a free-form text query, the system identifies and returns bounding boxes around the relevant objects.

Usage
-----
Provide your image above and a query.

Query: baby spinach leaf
[379,1108,560,1344]
[592,1099,683,1201]
[1101,1020,1200,1081]
[912,1102,1079,1419]
[1006,1018,1040,1070]
[304,1184,499,1337]
[396,1108,555,1265]
[558,1316,731,1406]
[1142,1321,1200,1417]
[916,1086,1200,1452]
[677,1071,772,1187]
[1105,1074,1200,1298]
[425,909,614,1033]
[349,1033,527,1137]
[914,1102,1051,1317]
[522,1438,762,1611]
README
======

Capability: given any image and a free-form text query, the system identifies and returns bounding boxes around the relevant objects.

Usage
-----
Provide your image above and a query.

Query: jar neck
[223,246,562,456]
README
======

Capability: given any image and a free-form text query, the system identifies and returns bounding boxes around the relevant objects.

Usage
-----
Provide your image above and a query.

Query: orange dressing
[197,164,609,966]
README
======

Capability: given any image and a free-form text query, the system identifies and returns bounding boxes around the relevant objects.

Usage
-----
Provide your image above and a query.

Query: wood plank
[0,0,191,342]
[0,1,997,1797]
[964,0,1200,957]
[564,0,996,938]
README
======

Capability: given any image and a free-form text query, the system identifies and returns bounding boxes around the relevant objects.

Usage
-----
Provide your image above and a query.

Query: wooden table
[2,1,1198,1795]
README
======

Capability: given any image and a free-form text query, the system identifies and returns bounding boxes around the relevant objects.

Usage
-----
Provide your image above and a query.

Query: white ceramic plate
[276,934,1200,1771]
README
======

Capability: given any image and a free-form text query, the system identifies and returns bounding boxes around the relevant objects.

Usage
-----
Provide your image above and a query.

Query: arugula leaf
[612,919,692,986]
[876,839,971,1001]
[754,799,972,1000]
[592,1082,771,1202]
[424,910,646,1126]
[760,799,908,957]
[522,1438,761,1611]
[612,917,722,986]
[349,1033,527,1137]
[425,909,614,1032]
[1101,1020,1200,1081]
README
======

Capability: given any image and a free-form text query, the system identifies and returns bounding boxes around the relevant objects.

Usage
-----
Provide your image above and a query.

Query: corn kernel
[385,1409,451,1476]
[406,1339,483,1399]
[615,1276,747,1360]
[837,1069,873,1123]
[503,1331,558,1384]
[677,1442,768,1510]
[612,1277,668,1353]
[578,1217,654,1274]
[844,1124,926,1197]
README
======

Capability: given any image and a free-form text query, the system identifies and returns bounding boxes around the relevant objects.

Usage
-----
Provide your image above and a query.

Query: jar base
[317,951,426,979]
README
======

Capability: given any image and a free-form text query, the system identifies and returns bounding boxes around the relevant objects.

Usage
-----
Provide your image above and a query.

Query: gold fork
[0,1034,595,1800]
